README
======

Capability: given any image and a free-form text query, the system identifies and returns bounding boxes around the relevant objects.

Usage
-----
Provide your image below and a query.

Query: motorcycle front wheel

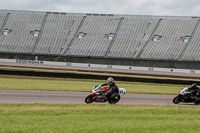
[85,94,94,104]
[173,96,182,104]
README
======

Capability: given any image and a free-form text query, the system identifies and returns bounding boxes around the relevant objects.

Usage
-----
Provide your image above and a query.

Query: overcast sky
[0,0,200,16]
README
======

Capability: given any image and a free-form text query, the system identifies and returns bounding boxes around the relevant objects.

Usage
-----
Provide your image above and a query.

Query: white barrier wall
[0,58,199,74]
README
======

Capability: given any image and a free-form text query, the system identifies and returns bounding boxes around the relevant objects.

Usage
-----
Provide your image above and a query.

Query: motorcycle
[173,87,200,105]
[85,85,126,104]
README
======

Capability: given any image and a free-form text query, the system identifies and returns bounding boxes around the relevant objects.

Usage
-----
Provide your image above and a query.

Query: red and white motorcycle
[85,85,126,104]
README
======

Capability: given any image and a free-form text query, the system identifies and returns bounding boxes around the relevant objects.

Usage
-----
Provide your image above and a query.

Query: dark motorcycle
[173,87,200,105]
[85,85,126,104]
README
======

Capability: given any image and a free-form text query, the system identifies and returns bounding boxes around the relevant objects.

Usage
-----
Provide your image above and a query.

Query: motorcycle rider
[188,83,200,103]
[188,83,200,96]
[100,77,119,98]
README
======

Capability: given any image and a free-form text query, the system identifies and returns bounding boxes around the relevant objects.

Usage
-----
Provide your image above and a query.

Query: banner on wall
[0,58,198,74]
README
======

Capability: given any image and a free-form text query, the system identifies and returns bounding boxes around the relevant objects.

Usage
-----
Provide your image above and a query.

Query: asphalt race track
[0,89,179,105]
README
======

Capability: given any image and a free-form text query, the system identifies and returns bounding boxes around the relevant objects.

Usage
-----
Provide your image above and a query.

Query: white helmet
[107,77,114,85]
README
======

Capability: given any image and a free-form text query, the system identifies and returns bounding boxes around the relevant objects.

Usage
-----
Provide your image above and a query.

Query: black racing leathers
[101,82,119,95]
[188,86,200,103]
[188,86,200,96]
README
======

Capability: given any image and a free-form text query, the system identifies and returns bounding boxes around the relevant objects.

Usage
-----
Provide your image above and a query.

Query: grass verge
[0,74,184,94]
[0,104,200,133]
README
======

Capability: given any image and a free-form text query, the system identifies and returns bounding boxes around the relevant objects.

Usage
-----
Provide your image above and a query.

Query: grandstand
[0,9,200,69]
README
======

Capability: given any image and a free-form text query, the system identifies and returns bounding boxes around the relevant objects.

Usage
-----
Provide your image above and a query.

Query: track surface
[0,90,179,105]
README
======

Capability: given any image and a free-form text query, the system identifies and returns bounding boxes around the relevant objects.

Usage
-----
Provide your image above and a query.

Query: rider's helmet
[107,77,114,85]
[192,83,198,88]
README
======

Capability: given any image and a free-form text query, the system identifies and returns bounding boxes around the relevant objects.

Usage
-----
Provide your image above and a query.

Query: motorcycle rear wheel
[193,97,200,105]
[85,94,94,104]
[108,95,120,104]
[173,96,182,104]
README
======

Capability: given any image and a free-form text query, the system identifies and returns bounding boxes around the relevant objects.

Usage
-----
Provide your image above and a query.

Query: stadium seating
[0,10,200,63]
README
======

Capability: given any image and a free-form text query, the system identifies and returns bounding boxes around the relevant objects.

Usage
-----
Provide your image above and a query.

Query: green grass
[0,104,200,133]
[0,74,184,94]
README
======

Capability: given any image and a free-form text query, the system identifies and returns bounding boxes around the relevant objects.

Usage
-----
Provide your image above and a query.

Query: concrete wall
[1,53,199,69]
